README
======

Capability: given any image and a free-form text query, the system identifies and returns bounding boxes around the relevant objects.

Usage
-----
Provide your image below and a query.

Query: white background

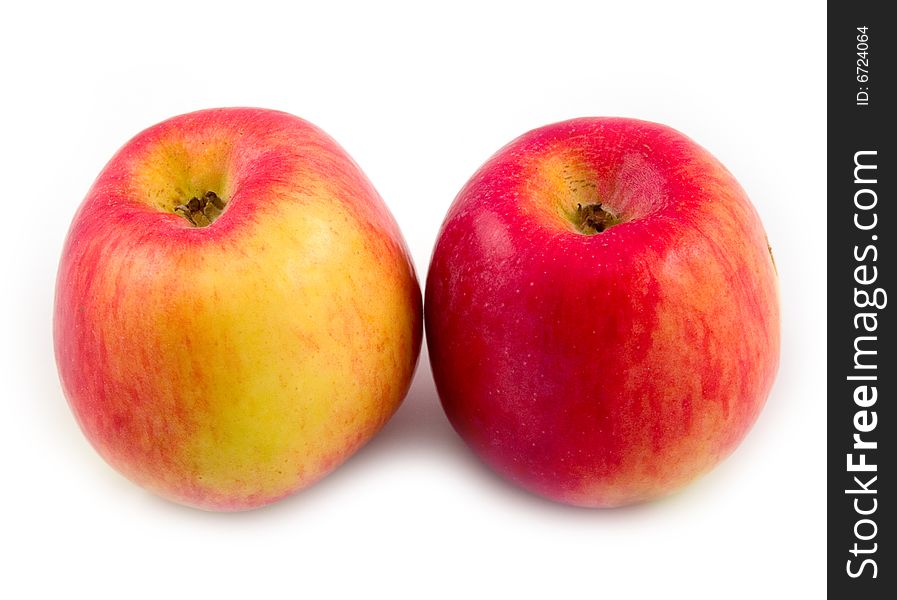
[1,1,825,598]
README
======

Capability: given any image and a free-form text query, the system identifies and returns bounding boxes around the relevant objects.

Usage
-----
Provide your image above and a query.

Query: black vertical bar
[828,2,893,596]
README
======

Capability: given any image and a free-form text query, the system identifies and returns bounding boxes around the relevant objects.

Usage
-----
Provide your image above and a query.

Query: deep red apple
[425,117,779,507]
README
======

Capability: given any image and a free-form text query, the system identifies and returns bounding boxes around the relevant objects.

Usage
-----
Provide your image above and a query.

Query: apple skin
[55,108,422,511]
[425,118,779,507]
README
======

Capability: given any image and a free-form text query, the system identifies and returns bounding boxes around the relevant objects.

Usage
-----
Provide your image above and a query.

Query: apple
[425,118,779,507]
[54,108,422,511]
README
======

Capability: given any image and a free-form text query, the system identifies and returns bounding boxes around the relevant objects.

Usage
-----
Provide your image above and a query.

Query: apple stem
[173,191,226,227]
[767,239,778,275]
[573,203,620,234]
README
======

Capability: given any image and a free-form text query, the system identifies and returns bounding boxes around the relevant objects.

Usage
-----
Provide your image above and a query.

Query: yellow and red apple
[425,118,780,507]
[54,108,422,511]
